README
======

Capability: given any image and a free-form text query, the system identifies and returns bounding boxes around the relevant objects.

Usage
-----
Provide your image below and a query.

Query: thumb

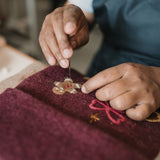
[64,22,77,36]
[63,5,85,36]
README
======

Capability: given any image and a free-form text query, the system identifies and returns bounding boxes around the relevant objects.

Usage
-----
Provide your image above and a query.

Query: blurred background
[0,0,102,74]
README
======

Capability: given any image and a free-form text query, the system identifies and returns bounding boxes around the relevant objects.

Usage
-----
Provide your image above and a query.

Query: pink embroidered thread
[89,99,125,124]
[64,84,72,88]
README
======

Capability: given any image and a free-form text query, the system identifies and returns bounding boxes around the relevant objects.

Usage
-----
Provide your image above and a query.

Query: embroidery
[89,113,100,124]
[89,99,125,124]
[146,111,160,122]
[52,77,81,95]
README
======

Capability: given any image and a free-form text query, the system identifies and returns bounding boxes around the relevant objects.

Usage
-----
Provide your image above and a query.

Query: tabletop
[0,36,47,93]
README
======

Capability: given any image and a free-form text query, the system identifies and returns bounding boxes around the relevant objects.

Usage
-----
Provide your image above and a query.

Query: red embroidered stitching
[89,99,125,124]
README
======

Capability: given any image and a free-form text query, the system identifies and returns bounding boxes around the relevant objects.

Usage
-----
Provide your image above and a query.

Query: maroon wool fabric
[0,65,159,160]
[0,88,144,160]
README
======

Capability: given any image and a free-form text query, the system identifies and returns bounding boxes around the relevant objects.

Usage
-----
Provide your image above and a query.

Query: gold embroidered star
[146,112,160,122]
[89,113,100,124]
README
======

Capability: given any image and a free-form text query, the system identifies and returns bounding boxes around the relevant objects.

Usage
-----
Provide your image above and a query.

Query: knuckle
[131,74,145,86]
[45,14,51,21]
[56,15,62,22]
[53,7,63,14]
[98,71,108,81]
[123,63,138,74]
[150,100,156,109]
[136,76,144,84]
[54,52,62,61]
[95,90,106,101]
[142,87,151,95]
[54,8,60,13]
[124,63,135,70]
[148,96,157,109]
[141,82,157,95]
[58,35,68,45]
[110,98,124,110]
[52,13,61,22]
[52,8,63,21]
[67,4,81,12]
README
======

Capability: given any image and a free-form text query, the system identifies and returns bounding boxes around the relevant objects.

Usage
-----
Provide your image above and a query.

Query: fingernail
[65,22,76,34]
[63,49,73,58]
[81,85,87,94]
[48,57,55,65]
[60,59,68,68]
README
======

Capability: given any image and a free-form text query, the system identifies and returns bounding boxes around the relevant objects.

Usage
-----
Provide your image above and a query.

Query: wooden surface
[0,38,48,93]
[0,61,47,93]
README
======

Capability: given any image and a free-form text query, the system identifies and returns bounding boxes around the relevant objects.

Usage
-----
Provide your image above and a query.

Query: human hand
[39,4,89,68]
[82,63,160,121]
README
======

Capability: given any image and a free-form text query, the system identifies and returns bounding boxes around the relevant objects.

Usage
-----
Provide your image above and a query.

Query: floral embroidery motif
[89,99,125,124]
[52,78,81,95]
[89,113,100,124]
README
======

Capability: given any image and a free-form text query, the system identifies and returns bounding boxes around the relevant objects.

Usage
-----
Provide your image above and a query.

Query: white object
[69,0,94,13]
[0,46,34,82]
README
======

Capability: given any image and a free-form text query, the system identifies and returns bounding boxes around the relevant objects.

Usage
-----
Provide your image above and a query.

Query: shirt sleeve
[68,0,94,13]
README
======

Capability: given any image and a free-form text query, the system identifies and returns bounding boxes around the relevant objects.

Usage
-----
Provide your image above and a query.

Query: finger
[110,91,139,111]
[126,104,154,121]
[52,10,73,59]
[45,31,69,68]
[69,24,89,49]
[63,5,84,35]
[39,38,56,65]
[95,78,130,101]
[82,65,124,94]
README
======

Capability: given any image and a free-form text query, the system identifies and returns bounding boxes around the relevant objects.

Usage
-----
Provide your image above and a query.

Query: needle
[69,59,71,78]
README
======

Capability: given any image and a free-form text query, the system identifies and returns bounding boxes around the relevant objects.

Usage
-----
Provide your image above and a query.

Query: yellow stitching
[146,112,160,122]
[89,113,100,124]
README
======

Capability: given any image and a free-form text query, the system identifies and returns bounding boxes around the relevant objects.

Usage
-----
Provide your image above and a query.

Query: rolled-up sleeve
[68,0,94,13]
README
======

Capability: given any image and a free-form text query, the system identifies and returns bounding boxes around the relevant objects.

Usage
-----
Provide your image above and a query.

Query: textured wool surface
[0,65,159,160]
